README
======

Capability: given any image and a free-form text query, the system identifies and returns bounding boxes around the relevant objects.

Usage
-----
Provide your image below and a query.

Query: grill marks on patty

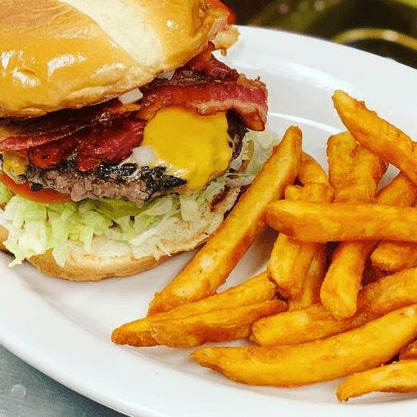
[24,112,247,204]
[26,163,188,203]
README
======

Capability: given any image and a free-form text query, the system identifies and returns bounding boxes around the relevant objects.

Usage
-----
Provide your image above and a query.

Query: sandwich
[0,0,270,280]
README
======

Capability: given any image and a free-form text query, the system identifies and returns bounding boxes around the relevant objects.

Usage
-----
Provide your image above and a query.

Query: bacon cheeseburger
[0,0,270,280]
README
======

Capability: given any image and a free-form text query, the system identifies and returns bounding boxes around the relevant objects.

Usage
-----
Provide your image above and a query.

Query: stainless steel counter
[0,344,126,417]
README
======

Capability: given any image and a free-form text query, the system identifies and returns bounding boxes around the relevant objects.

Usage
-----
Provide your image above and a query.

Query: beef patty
[23,112,247,205]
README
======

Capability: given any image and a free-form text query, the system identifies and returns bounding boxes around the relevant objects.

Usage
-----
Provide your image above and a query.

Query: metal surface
[0,344,125,417]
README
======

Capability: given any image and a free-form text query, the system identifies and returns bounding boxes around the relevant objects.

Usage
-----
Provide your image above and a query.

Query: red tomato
[208,0,236,24]
[0,173,72,204]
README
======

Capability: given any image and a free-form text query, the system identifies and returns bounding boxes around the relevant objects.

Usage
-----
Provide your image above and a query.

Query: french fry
[400,340,417,360]
[320,139,388,318]
[193,305,417,387]
[283,183,333,201]
[268,184,332,299]
[326,131,357,190]
[142,299,286,348]
[298,152,331,186]
[369,173,417,272]
[287,246,327,310]
[266,200,417,243]
[400,339,417,360]
[372,241,417,273]
[147,126,302,315]
[268,154,333,299]
[321,173,417,318]
[320,241,378,318]
[251,267,417,346]
[336,360,417,401]
[112,271,277,346]
[268,234,319,298]
[333,90,417,184]
[376,172,417,207]
[333,145,386,203]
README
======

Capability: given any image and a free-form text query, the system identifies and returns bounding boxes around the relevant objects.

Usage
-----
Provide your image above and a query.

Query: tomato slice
[0,173,72,204]
[208,0,236,24]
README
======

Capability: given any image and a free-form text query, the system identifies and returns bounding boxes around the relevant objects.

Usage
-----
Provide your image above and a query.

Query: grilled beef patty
[24,112,247,204]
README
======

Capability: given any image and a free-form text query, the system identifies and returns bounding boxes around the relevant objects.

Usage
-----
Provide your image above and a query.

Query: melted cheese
[2,151,28,181]
[143,107,232,191]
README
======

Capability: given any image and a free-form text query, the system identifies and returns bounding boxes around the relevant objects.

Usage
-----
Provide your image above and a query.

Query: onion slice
[118,88,143,104]
[132,145,157,166]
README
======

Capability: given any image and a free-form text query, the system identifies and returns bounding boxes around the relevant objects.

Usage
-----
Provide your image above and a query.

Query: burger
[0,0,270,280]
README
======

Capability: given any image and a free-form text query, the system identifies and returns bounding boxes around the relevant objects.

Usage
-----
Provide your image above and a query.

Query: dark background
[223,0,417,68]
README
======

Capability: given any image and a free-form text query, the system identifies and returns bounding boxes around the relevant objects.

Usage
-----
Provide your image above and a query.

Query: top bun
[0,0,235,117]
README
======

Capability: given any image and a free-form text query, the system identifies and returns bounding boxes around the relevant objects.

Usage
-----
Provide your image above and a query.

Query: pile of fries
[112,90,417,402]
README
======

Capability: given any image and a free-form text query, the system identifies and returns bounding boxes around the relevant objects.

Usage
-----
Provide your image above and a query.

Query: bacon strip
[76,116,145,171]
[139,48,267,131]
[0,101,141,151]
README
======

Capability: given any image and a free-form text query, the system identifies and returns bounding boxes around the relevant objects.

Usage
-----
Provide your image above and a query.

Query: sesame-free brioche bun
[0,0,236,117]
[0,187,241,281]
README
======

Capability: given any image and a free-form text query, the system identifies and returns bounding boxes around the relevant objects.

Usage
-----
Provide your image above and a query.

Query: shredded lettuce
[0,129,279,267]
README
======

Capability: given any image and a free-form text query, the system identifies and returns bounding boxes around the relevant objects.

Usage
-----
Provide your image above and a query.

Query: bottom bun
[0,187,241,281]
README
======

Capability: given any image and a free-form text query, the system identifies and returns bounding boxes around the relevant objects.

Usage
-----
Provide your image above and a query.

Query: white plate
[2,26,417,417]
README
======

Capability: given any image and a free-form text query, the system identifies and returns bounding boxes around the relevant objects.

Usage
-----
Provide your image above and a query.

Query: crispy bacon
[0,101,141,152]
[76,116,145,171]
[23,115,145,171]
[0,47,268,171]
[185,42,238,78]
[139,48,267,131]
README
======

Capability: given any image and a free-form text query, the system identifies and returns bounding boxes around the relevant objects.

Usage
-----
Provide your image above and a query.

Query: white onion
[118,88,143,104]
[157,70,175,80]
[132,146,157,166]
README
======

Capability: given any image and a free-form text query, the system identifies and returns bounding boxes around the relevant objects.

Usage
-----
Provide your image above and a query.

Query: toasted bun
[0,187,241,281]
[0,0,236,117]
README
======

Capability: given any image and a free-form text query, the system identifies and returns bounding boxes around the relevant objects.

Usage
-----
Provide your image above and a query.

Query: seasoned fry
[320,241,378,318]
[320,173,413,319]
[193,305,417,387]
[251,267,417,346]
[268,234,319,298]
[376,172,417,207]
[327,131,357,190]
[288,246,327,310]
[333,145,386,203]
[112,271,277,346]
[333,90,417,184]
[298,152,331,186]
[284,183,333,201]
[268,154,333,299]
[336,360,417,401]
[372,241,417,273]
[147,126,301,315]
[400,339,417,360]
[143,300,286,348]
[369,173,417,272]
[266,200,417,243]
